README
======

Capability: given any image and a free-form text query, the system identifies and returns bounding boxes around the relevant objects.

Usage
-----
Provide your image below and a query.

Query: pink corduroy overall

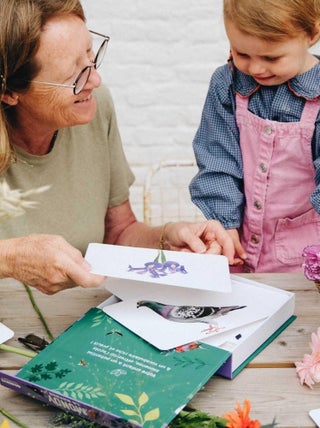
[232,94,320,272]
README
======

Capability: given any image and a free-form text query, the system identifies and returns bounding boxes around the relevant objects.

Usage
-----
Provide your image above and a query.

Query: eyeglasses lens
[74,37,108,94]
[94,39,108,70]
[74,67,91,95]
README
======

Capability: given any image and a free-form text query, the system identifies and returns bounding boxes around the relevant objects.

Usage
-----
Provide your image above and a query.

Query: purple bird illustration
[137,300,246,324]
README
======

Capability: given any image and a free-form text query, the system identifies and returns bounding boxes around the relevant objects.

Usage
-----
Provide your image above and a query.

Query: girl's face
[225,20,319,86]
[15,15,102,132]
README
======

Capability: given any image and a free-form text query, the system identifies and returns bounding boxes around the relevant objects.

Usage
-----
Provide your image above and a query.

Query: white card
[309,409,320,427]
[100,278,287,350]
[0,322,14,344]
[85,243,231,293]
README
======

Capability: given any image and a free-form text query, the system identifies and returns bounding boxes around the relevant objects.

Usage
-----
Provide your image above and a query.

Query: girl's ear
[309,21,320,46]
[1,92,19,106]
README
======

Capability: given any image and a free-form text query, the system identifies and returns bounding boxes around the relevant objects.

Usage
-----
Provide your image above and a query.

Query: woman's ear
[1,92,19,105]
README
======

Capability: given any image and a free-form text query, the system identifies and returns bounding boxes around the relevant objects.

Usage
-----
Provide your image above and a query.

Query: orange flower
[222,400,262,428]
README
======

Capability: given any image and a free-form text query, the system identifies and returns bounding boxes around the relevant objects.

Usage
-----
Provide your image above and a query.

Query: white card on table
[310,409,320,427]
[0,322,14,344]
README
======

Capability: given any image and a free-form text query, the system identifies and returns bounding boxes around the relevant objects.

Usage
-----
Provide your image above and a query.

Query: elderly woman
[0,0,241,295]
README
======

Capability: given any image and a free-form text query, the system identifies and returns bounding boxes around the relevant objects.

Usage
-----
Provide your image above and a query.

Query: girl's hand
[163,220,239,265]
[226,228,247,265]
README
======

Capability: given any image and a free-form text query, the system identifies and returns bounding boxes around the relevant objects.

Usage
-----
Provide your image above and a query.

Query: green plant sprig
[23,284,55,341]
[0,344,36,359]
[0,407,30,428]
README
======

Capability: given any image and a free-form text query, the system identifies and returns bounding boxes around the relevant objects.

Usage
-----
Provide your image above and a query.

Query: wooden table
[1,274,320,427]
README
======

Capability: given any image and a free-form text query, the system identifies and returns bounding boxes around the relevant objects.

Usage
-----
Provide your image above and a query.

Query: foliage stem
[0,344,36,359]
[23,284,55,341]
[0,407,30,428]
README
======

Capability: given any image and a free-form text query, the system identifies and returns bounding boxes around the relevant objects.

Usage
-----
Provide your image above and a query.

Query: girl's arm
[189,64,244,230]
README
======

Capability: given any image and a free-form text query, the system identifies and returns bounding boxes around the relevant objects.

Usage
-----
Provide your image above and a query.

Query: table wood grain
[1,274,319,427]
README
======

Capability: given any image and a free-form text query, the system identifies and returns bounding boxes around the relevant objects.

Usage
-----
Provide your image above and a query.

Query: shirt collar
[231,57,320,100]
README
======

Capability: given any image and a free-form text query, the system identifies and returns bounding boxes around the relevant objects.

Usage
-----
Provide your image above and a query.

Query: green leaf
[30,364,43,373]
[45,361,58,371]
[144,408,160,422]
[120,410,139,417]
[138,392,149,406]
[115,393,135,406]
[160,250,166,263]
[74,383,84,390]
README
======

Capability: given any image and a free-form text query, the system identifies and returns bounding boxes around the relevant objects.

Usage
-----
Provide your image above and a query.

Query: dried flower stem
[0,408,29,428]
[23,284,55,341]
[0,344,36,359]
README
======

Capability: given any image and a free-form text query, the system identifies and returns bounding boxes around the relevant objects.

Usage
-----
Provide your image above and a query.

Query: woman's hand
[0,234,105,294]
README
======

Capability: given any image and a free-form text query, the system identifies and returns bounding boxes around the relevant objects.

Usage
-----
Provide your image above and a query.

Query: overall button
[254,200,262,210]
[263,125,273,135]
[259,163,267,172]
[251,234,260,244]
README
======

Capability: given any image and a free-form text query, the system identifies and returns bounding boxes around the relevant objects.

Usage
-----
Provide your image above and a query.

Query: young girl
[190,0,320,273]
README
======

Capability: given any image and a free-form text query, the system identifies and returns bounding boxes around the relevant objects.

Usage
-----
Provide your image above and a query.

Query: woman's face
[16,15,102,131]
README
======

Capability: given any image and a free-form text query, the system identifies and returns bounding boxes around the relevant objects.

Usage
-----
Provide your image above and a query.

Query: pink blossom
[302,245,320,282]
[295,327,320,388]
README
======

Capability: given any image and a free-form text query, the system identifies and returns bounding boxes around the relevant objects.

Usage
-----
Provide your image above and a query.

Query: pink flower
[302,245,320,282]
[295,327,320,388]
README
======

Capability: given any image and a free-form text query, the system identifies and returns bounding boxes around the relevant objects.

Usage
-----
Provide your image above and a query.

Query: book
[1,307,230,428]
[0,244,296,427]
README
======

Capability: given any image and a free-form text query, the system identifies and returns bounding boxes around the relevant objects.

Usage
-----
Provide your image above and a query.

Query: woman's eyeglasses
[31,30,109,95]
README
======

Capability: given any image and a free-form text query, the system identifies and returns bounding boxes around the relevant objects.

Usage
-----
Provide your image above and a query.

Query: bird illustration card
[102,299,266,350]
[85,243,232,293]
[101,277,289,350]
[0,322,14,344]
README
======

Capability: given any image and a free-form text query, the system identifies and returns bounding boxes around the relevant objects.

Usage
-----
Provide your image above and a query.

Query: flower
[295,326,320,388]
[0,178,50,222]
[221,400,262,428]
[302,245,320,282]
[0,420,10,428]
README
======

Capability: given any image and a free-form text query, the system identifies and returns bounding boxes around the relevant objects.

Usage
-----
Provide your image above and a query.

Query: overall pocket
[275,209,320,265]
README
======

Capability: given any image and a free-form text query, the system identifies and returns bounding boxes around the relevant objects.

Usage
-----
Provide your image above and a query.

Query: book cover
[6,307,230,428]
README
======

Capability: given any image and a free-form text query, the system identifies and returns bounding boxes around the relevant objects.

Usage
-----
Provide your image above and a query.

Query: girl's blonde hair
[223,0,320,41]
[0,0,85,174]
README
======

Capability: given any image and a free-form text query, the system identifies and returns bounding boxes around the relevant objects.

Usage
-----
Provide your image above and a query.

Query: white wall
[81,0,228,220]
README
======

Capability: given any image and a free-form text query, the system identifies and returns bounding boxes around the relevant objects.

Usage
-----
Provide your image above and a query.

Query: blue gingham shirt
[189,58,320,229]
